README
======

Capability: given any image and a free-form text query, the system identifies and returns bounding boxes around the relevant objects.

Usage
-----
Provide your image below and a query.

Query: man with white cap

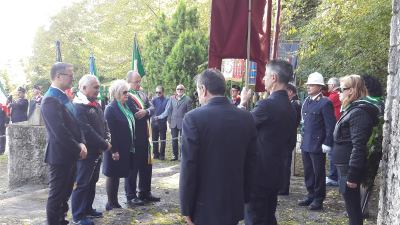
[298,72,336,210]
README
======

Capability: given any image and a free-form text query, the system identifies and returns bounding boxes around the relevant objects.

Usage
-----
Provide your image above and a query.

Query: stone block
[7,123,48,188]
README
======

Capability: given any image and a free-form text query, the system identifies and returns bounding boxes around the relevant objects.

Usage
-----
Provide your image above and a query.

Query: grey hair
[327,77,340,87]
[126,70,141,81]
[109,79,129,101]
[78,74,99,91]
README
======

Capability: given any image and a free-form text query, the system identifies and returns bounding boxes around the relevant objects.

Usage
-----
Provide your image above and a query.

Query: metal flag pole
[245,0,252,89]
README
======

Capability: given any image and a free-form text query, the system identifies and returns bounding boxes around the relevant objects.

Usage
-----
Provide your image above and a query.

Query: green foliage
[26,0,210,95]
[295,0,391,85]
[142,1,208,96]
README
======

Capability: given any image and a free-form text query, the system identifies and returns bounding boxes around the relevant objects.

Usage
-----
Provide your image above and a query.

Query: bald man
[125,71,159,205]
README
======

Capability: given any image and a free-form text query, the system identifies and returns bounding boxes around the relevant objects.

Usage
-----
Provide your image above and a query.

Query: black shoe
[86,209,103,218]
[298,198,313,206]
[105,202,122,211]
[170,157,178,161]
[140,193,161,202]
[127,197,145,206]
[309,201,323,211]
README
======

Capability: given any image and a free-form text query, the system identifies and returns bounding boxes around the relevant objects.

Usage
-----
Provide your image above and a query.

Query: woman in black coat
[332,75,379,225]
[103,80,135,210]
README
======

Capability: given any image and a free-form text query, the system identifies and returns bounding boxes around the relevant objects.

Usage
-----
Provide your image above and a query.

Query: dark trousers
[171,127,181,158]
[125,151,152,199]
[302,151,326,202]
[71,155,101,221]
[280,149,293,193]
[151,121,167,157]
[327,150,338,181]
[337,165,363,225]
[46,163,76,225]
[0,126,5,154]
[245,186,278,225]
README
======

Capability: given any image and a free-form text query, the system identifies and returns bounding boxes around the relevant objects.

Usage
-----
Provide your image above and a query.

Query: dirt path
[0,154,379,225]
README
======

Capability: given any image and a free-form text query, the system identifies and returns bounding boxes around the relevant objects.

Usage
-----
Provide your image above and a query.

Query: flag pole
[272,0,281,59]
[245,0,252,88]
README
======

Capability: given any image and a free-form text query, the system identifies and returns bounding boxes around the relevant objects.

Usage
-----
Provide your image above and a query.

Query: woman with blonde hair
[332,74,380,225]
[103,80,136,210]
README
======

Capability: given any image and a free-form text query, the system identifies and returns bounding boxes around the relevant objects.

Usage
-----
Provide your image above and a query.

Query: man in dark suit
[279,83,302,195]
[125,70,159,205]
[8,87,28,123]
[41,62,88,225]
[71,75,112,225]
[240,60,297,225]
[180,69,257,225]
[298,72,336,210]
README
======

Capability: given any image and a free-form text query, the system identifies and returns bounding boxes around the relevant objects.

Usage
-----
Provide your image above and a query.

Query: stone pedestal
[7,123,47,188]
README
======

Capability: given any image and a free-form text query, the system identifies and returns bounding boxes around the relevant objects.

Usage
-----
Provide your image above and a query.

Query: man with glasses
[125,71,160,205]
[158,84,192,161]
[41,62,88,225]
[151,86,169,160]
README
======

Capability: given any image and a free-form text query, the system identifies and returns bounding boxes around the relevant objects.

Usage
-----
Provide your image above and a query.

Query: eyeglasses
[339,87,350,93]
[156,91,162,94]
[122,91,128,95]
[60,73,73,77]
[176,88,184,91]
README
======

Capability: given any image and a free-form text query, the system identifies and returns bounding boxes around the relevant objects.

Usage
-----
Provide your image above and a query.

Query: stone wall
[7,123,47,188]
[377,0,400,224]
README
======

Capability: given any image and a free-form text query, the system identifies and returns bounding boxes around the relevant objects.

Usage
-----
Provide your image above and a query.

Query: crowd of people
[5,59,381,225]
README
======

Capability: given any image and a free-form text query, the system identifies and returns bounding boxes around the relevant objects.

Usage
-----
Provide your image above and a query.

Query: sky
[0,0,78,85]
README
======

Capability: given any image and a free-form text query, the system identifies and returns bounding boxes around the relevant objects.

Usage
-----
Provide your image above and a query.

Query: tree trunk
[378,1,400,224]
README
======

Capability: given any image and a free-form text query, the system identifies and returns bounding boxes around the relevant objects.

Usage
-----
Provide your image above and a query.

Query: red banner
[208,0,271,92]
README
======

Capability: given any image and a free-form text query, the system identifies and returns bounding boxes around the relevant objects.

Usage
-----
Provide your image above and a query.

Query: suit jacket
[102,100,134,178]
[301,94,336,153]
[251,90,297,189]
[126,91,152,153]
[74,100,110,156]
[180,97,257,225]
[10,98,28,123]
[168,95,192,130]
[41,87,84,165]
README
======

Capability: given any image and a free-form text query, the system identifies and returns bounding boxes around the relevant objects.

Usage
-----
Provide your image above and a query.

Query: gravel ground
[0,152,379,225]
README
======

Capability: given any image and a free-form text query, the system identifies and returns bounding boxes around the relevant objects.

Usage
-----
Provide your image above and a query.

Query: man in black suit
[240,60,297,225]
[8,87,28,123]
[125,70,159,205]
[180,69,257,225]
[41,62,88,225]
[279,83,302,195]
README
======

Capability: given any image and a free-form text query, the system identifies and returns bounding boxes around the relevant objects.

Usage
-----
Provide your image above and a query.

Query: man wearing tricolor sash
[124,70,160,205]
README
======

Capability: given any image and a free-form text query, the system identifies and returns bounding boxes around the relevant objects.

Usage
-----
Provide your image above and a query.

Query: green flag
[131,35,145,77]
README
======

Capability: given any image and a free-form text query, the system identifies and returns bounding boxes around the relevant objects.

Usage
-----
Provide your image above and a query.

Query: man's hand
[79,143,87,159]
[106,142,112,151]
[134,109,148,119]
[346,181,357,188]
[322,144,331,153]
[112,152,120,161]
[185,216,195,225]
[240,87,253,107]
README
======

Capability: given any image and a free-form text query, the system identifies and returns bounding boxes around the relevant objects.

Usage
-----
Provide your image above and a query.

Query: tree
[295,0,391,84]
[142,1,208,96]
